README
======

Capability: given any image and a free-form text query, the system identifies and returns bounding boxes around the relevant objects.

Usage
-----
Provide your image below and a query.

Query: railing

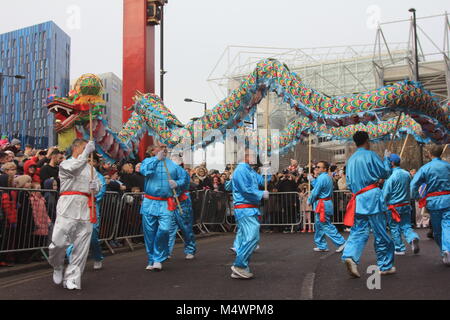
[225,192,303,232]
[0,187,353,259]
[98,192,123,242]
[113,192,144,250]
[190,190,208,233]
[200,190,229,232]
[0,187,58,263]
[331,190,352,225]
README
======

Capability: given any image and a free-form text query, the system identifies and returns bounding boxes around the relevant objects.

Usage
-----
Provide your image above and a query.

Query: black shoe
[427,230,434,239]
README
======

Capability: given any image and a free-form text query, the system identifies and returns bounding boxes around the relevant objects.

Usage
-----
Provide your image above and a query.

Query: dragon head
[47,74,106,134]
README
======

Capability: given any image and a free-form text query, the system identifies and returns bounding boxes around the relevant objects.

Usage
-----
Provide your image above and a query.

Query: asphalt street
[0,229,448,300]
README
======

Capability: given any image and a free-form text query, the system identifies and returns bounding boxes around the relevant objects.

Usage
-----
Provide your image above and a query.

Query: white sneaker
[336,243,346,253]
[93,261,103,270]
[64,280,80,290]
[411,239,420,255]
[185,254,195,260]
[443,251,450,266]
[152,262,162,271]
[231,272,241,279]
[53,267,63,285]
[395,251,406,256]
[344,258,360,278]
[255,245,260,251]
[231,266,253,279]
[380,267,396,275]
[313,247,329,252]
[145,264,154,270]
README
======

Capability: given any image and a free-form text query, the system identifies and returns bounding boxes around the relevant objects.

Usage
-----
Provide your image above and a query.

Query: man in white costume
[48,139,100,290]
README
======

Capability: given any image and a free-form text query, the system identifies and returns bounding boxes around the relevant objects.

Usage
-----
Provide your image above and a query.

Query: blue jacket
[230,163,265,219]
[308,172,333,215]
[139,157,188,216]
[346,148,391,215]
[96,170,107,204]
[410,158,450,211]
[383,167,411,206]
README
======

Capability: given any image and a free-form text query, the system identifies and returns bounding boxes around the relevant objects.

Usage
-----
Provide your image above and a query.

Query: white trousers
[49,215,93,288]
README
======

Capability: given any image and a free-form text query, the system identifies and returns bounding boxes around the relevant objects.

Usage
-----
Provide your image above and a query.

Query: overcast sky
[1,0,449,124]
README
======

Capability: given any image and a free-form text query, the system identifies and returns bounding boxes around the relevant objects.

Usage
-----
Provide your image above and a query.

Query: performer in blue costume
[168,155,197,260]
[225,170,261,255]
[66,153,106,270]
[307,161,346,253]
[139,144,188,271]
[342,131,395,278]
[410,145,450,266]
[229,151,269,279]
[382,154,420,256]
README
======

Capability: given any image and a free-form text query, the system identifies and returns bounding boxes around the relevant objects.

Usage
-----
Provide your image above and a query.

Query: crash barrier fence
[225,191,354,230]
[0,188,358,257]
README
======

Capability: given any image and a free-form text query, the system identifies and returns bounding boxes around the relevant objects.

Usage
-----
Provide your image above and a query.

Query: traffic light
[146,0,167,26]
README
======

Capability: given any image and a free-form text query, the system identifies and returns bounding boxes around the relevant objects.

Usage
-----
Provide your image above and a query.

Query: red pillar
[123,0,155,161]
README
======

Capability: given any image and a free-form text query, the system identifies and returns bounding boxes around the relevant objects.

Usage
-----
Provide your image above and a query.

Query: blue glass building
[0,21,70,148]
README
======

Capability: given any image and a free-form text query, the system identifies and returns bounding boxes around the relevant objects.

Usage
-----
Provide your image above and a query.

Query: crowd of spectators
[182,159,347,194]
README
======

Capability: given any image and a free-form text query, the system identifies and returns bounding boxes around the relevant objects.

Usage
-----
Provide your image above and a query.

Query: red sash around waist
[145,191,189,211]
[418,191,450,209]
[315,197,332,223]
[387,202,410,223]
[234,204,259,209]
[344,184,379,227]
[60,191,97,224]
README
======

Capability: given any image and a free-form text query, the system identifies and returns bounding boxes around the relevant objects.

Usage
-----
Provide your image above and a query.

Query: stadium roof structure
[208,12,450,102]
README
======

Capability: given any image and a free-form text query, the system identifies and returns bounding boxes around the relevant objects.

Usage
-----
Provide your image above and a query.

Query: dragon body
[47,59,449,162]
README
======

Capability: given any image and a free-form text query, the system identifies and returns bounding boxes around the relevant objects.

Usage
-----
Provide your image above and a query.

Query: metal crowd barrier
[0,187,58,262]
[261,192,302,229]
[0,185,354,261]
[224,190,353,230]
[97,191,122,253]
[331,190,352,225]
[114,192,145,250]
[200,190,229,232]
[225,192,303,232]
[190,190,208,233]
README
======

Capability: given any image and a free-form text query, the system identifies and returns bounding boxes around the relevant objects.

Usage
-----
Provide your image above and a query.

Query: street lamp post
[160,1,168,100]
[185,98,208,165]
[409,8,423,166]
[409,8,420,82]
[0,72,26,139]
[184,98,207,114]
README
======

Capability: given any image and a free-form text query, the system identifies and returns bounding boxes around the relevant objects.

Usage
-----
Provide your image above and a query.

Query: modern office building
[97,73,123,132]
[0,21,71,148]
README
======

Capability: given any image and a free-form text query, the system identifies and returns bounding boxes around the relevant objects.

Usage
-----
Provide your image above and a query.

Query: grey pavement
[0,229,448,300]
